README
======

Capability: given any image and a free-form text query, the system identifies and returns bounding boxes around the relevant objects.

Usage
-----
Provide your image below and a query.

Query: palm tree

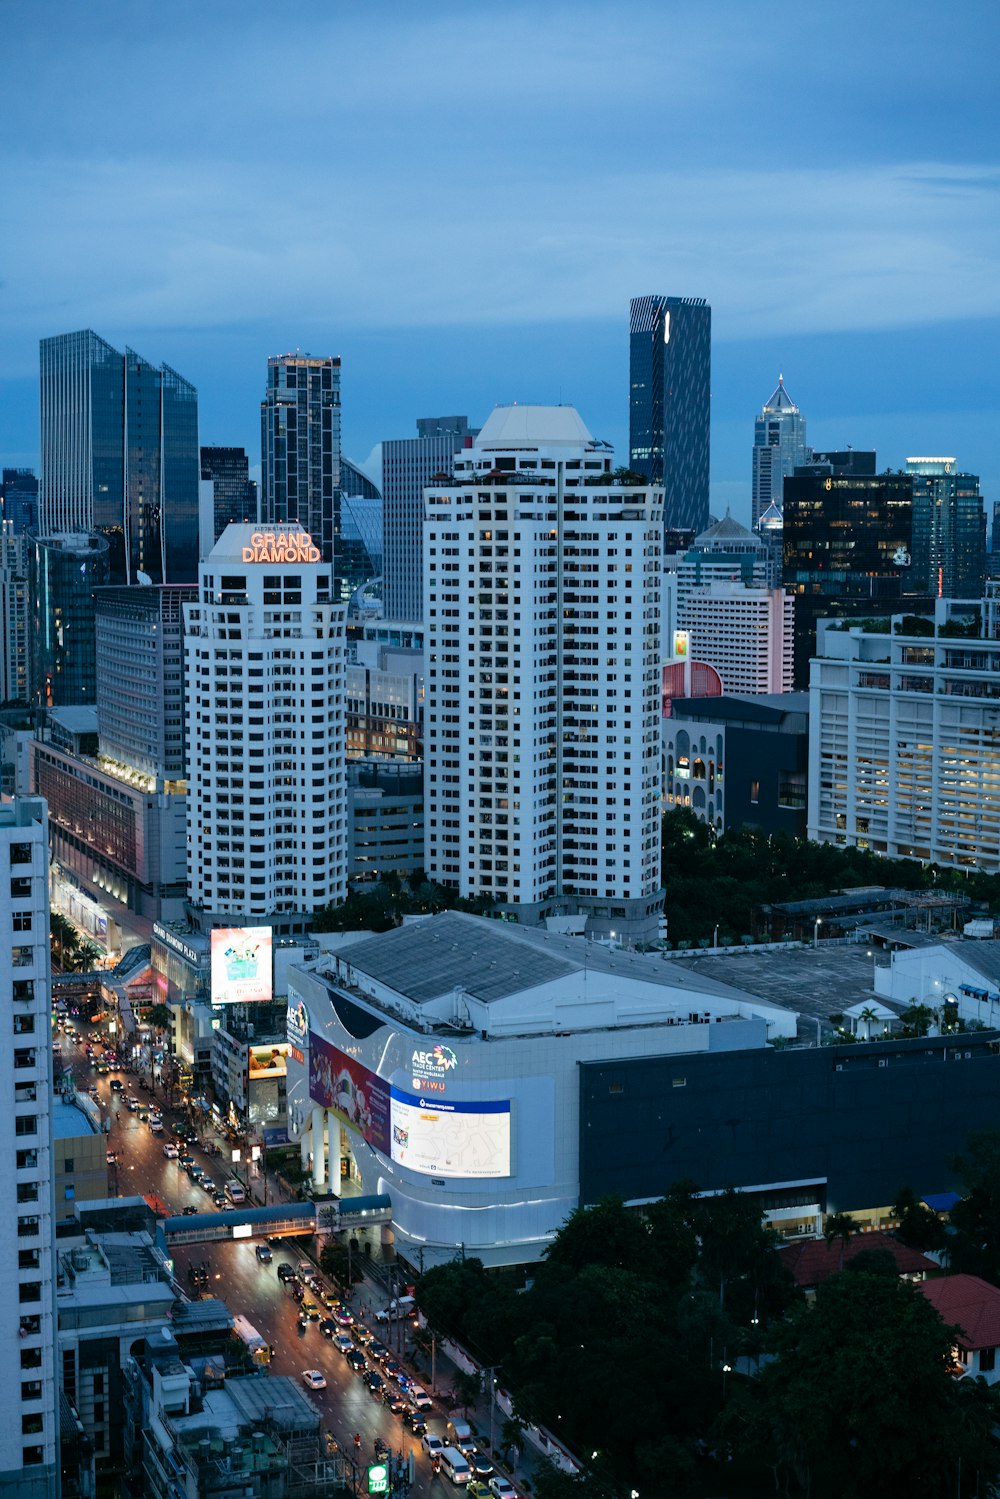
[857,1004,882,1040]
[824,1211,860,1271]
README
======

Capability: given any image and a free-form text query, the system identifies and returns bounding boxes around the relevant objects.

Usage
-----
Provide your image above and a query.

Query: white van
[439,1447,471,1485]
[374,1295,416,1323]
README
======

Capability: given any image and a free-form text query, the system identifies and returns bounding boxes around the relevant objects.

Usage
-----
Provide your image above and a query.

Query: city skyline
[1,2,998,519]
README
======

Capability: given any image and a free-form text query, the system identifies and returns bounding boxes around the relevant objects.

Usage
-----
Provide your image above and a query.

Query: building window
[23,1446,43,1466]
[750,779,760,804]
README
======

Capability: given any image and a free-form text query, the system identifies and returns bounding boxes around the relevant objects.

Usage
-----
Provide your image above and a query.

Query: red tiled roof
[778,1231,937,1288]
[918,1274,1000,1352]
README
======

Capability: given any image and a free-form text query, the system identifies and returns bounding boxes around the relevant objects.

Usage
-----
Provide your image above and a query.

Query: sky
[3,0,999,523]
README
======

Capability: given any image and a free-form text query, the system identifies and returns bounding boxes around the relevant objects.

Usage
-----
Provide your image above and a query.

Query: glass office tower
[629,295,711,533]
[906,457,986,601]
[260,353,341,576]
[39,330,200,585]
[200,446,258,546]
[29,533,110,706]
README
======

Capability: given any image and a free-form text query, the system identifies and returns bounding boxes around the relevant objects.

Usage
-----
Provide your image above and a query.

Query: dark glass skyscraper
[906,457,985,601]
[629,295,711,532]
[29,532,110,706]
[39,330,199,584]
[260,353,341,575]
[782,456,931,684]
[200,445,258,546]
[0,468,39,534]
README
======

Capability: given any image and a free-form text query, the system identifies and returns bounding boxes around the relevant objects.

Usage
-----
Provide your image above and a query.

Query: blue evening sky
[2,0,999,522]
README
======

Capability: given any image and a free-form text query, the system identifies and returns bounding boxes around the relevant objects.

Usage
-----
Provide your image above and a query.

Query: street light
[722,1361,732,1403]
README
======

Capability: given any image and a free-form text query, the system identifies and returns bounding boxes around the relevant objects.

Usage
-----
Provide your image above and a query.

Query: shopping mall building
[284,911,795,1267]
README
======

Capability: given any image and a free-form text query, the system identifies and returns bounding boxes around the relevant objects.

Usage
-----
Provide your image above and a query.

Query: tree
[147,1003,172,1034]
[542,1196,653,1276]
[749,1270,1000,1497]
[823,1210,859,1271]
[893,1186,946,1252]
[949,1130,1000,1282]
[451,1367,481,1416]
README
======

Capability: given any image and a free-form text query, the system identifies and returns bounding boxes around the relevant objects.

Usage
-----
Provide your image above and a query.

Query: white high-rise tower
[424,405,664,942]
[0,797,58,1495]
[185,525,348,924]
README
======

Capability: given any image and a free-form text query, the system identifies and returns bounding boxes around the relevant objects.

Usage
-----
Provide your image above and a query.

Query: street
[54,1022,508,1498]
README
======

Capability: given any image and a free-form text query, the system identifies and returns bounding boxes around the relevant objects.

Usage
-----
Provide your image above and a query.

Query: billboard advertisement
[210,927,273,1004]
[389,1085,511,1179]
[308,1032,391,1156]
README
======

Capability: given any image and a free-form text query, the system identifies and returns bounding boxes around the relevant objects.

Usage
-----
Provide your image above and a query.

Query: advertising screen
[308,1032,391,1155]
[390,1086,511,1179]
[210,927,273,1004]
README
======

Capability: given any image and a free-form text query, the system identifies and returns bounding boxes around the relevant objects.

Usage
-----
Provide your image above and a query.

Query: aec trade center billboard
[210,927,274,1004]
[308,1033,511,1179]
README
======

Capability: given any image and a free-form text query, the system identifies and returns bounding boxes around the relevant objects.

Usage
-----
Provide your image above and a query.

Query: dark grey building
[629,294,711,532]
[377,416,476,622]
[39,330,200,584]
[260,353,341,578]
[580,1031,1000,1219]
[340,457,383,597]
[663,693,809,838]
[199,445,257,546]
[29,533,110,706]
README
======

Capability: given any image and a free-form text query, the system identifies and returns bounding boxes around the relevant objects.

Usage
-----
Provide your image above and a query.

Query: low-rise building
[919,1274,1000,1383]
[52,1093,106,1223]
[348,761,424,879]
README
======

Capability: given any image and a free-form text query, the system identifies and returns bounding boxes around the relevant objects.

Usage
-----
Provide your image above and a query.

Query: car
[383,1392,408,1415]
[96,1062,110,1075]
[422,1434,444,1458]
[297,1262,313,1279]
[333,1334,354,1354]
[301,1370,327,1391]
[363,1370,384,1395]
[162,1143,179,1159]
[409,1384,432,1410]
[200,1176,216,1193]
[489,1479,519,1499]
[345,1348,366,1372]
[213,1192,226,1207]
[126,1097,139,1111]
[468,1486,493,1499]
[277,1263,296,1282]
[182,1204,198,1216]
[178,1152,194,1168]
[320,1289,341,1308]
[300,1301,321,1321]
[149,1119,164,1133]
[106,1150,117,1165]
[403,1410,427,1437]
[472,1456,495,1480]
[333,1308,354,1327]
[383,1359,404,1382]
[255,1245,272,1264]
[369,1339,388,1361]
[351,1324,373,1348]
[319,1319,338,1339]
[187,1164,204,1180]
[110,1078,123,1092]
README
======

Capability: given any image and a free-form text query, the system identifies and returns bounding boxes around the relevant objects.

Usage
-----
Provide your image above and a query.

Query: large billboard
[389,1085,511,1179]
[308,1032,391,1155]
[211,927,273,1004]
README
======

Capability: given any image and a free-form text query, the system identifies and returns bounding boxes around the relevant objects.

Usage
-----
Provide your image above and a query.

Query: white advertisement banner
[390,1086,511,1179]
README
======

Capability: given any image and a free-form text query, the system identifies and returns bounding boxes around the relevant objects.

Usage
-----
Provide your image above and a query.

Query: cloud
[3,149,999,373]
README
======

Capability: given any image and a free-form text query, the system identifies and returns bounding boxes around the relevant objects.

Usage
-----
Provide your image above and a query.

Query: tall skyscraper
[28,533,110,706]
[629,295,711,533]
[260,354,341,580]
[424,405,664,942]
[0,796,58,1496]
[906,457,986,600]
[185,524,348,926]
[39,330,200,584]
[374,415,476,622]
[751,377,809,527]
[199,446,258,548]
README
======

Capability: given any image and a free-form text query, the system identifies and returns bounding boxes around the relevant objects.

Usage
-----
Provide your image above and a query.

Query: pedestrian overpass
[155,1194,392,1254]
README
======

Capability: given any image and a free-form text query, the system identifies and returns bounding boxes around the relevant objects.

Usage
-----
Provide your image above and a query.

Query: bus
[225,1178,247,1205]
[232,1313,270,1366]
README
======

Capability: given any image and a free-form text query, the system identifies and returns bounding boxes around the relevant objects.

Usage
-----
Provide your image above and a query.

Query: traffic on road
[52,1014,523,1498]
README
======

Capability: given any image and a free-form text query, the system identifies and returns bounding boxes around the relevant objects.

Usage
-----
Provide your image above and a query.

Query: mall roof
[340,910,768,1010]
